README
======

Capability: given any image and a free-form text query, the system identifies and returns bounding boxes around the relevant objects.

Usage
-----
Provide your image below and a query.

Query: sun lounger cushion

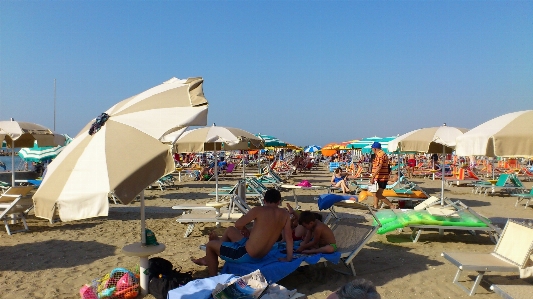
[317,194,359,210]
[374,209,490,234]
[221,242,341,283]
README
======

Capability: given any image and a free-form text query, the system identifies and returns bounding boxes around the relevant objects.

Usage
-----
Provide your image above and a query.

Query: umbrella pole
[11,140,15,187]
[242,153,246,178]
[397,150,400,181]
[214,148,219,202]
[141,191,146,244]
[441,146,445,205]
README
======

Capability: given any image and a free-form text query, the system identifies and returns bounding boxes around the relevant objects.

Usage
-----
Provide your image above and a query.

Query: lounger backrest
[494,220,533,268]
[495,174,510,186]
[509,175,524,188]
[414,196,441,211]
[467,169,480,180]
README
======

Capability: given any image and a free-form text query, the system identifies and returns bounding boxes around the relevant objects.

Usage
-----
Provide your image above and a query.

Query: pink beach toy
[79,285,98,299]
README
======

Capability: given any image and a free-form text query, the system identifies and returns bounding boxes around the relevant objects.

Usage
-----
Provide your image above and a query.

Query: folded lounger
[442,220,533,296]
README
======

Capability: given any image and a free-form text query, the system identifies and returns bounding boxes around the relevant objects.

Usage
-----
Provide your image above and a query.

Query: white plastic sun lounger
[442,220,533,296]
[490,284,533,299]
[175,194,251,237]
[0,186,35,235]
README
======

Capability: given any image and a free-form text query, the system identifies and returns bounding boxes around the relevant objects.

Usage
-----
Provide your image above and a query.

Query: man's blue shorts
[220,238,262,264]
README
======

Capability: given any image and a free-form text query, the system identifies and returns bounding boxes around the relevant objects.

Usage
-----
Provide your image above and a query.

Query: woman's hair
[335,279,381,299]
[334,167,342,174]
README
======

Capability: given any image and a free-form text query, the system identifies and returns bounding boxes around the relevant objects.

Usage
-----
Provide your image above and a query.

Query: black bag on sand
[147,257,194,299]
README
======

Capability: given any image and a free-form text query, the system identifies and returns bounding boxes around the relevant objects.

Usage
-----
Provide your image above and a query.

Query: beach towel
[296,180,312,187]
[167,273,234,299]
[317,194,358,210]
[221,242,341,283]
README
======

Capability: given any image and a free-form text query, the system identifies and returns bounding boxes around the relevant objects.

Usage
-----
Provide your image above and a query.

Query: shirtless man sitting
[191,189,293,276]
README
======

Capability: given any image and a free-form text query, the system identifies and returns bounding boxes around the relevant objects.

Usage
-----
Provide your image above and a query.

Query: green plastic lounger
[515,188,533,209]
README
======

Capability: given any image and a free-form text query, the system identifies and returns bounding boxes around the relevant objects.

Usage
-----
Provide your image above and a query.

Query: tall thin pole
[54,79,56,131]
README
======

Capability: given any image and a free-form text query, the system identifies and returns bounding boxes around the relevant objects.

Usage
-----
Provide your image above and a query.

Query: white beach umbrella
[0,120,66,186]
[389,125,468,204]
[455,110,533,157]
[33,77,208,295]
[174,125,265,201]
[34,77,208,221]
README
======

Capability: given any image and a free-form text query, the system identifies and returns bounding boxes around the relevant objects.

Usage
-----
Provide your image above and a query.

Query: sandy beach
[1,166,532,299]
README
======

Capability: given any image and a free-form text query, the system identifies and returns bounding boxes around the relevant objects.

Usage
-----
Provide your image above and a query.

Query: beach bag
[146,257,174,280]
[149,269,194,299]
[368,182,379,193]
[147,258,194,299]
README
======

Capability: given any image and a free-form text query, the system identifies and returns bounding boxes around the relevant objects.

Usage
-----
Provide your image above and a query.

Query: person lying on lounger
[296,211,337,254]
[191,189,293,276]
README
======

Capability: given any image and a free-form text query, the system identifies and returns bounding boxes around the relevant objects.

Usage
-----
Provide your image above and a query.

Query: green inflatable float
[373,209,490,234]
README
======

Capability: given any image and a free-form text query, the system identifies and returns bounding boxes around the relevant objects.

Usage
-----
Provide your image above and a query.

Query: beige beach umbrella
[0,120,66,186]
[389,124,468,204]
[174,124,264,201]
[34,77,208,221]
[388,125,468,154]
[455,110,533,157]
[33,77,208,295]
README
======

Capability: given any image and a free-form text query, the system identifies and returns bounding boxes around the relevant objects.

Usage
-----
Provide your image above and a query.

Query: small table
[205,201,228,217]
[486,179,498,194]
[280,184,329,209]
[122,242,166,296]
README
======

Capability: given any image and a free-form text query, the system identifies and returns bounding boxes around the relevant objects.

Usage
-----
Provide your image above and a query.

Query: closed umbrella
[455,110,533,157]
[389,125,468,204]
[0,120,65,186]
[33,77,208,295]
[174,125,264,201]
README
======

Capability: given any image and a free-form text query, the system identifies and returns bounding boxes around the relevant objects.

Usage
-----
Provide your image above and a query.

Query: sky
[1,1,532,147]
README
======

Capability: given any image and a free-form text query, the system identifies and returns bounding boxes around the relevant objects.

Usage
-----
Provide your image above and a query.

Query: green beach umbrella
[255,134,287,147]
[18,145,64,163]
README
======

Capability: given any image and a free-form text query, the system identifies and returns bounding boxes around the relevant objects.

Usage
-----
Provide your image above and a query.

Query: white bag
[368,182,379,193]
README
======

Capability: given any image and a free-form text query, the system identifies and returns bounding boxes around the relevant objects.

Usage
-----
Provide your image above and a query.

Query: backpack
[147,257,194,299]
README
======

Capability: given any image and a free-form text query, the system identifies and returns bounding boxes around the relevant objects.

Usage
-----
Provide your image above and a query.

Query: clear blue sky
[1,1,532,147]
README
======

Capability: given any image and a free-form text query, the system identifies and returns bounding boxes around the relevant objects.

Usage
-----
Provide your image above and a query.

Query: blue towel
[167,273,234,299]
[317,194,358,210]
[27,179,42,186]
[221,243,341,283]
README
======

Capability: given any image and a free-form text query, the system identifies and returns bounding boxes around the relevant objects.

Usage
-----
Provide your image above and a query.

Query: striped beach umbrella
[255,134,286,147]
[18,145,64,162]
[361,137,397,154]
[304,145,321,153]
